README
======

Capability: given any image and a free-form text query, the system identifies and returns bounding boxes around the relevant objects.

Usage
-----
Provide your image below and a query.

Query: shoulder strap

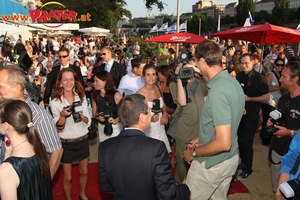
[155,84,163,97]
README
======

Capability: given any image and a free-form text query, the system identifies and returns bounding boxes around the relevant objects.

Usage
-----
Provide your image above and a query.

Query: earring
[60,84,62,88]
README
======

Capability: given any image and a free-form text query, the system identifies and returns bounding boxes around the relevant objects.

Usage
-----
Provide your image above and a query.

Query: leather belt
[60,134,88,143]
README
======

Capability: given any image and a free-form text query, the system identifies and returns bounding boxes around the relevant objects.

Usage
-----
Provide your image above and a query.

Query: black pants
[238,112,259,174]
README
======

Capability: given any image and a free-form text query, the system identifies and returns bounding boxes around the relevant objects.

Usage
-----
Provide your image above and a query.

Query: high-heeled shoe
[79,195,92,200]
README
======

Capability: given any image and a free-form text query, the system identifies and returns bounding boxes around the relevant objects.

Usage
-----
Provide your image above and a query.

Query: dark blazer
[98,129,190,200]
[97,61,126,88]
[43,64,85,104]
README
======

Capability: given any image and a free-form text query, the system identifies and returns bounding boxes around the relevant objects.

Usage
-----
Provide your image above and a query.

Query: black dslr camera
[98,108,113,136]
[261,109,285,139]
[64,101,83,123]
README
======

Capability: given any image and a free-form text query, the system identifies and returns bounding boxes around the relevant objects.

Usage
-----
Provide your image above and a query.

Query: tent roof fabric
[0,0,29,16]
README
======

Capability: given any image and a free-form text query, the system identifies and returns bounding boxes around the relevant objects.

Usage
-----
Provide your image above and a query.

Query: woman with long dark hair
[50,68,92,200]
[260,57,284,146]
[92,71,122,142]
[157,65,177,166]
[0,99,51,200]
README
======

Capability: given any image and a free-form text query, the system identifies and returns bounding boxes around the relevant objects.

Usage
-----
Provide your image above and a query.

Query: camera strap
[290,153,300,175]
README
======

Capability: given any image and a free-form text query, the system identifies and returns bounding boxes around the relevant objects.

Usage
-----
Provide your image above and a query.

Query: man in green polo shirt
[183,40,245,199]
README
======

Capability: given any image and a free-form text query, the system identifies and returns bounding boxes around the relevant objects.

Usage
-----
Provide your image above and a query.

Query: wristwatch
[174,74,180,79]
[291,129,295,137]
[192,150,197,157]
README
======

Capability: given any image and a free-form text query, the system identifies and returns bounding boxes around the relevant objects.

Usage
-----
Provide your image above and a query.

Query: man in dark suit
[97,46,126,88]
[43,47,85,107]
[98,94,190,200]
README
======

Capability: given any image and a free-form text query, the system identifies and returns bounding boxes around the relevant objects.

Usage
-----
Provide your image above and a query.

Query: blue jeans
[237,112,259,174]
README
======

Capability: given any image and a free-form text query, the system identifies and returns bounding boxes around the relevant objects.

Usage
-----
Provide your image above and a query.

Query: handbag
[88,120,98,140]
[166,80,198,138]
[167,107,183,138]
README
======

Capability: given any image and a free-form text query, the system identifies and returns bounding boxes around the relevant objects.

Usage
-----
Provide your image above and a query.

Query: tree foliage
[185,14,216,36]
[254,10,272,24]
[40,0,165,31]
[235,0,255,26]
[271,0,289,24]
[296,7,300,20]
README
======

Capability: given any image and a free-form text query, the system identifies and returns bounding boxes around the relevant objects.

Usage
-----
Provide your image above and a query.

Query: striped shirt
[25,97,62,155]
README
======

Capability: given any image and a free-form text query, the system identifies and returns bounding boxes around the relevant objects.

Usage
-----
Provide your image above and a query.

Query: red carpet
[52,163,248,200]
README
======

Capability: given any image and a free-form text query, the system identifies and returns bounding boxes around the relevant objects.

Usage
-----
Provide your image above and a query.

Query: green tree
[254,10,272,24]
[271,0,289,24]
[296,6,300,20]
[41,0,165,30]
[287,8,297,22]
[221,15,235,25]
[235,0,255,26]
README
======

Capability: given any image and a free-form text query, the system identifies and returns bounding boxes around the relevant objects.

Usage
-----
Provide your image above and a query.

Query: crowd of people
[0,33,299,200]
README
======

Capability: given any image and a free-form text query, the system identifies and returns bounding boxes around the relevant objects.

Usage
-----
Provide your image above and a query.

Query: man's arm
[49,148,63,180]
[174,64,187,106]
[245,93,270,102]
[153,142,190,200]
[194,124,231,156]
[117,76,126,96]
[98,145,113,193]
[275,173,290,200]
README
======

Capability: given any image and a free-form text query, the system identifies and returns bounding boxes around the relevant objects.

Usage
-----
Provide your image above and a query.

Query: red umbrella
[210,23,300,44]
[144,32,207,44]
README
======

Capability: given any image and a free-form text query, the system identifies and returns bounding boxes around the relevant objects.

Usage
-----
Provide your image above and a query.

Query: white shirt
[117,71,145,96]
[60,63,70,70]
[52,40,60,51]
[50,94,91,139]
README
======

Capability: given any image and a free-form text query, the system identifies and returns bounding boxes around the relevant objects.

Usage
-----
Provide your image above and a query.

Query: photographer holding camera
[50,68,92,200]
[170,58,207,184]
[267,58,300,194]
[91,71,123,143]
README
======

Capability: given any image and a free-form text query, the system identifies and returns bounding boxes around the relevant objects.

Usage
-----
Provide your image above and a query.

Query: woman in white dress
[137,63,171,153]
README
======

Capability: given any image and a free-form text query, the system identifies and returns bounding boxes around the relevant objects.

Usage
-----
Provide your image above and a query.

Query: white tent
[0,23,20,35]
[78,27,110,33]
[48,30,73,37]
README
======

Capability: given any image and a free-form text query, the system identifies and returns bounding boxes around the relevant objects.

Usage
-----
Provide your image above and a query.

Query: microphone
[151,99,161,115]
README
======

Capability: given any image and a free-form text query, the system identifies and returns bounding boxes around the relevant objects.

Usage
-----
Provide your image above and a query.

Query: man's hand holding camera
[266,118,290,138]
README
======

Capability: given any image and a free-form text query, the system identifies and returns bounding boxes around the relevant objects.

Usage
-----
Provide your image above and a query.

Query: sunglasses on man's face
[276,64,284,67]
[59,55,68,58]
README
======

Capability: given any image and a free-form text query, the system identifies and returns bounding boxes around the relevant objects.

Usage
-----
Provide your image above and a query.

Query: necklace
[10,139,28,155]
